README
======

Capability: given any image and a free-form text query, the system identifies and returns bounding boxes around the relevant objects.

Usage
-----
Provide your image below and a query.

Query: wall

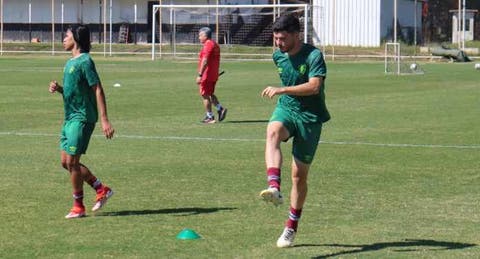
[312,0,381,47]
[1,0,271,24]
[312,0,422,47]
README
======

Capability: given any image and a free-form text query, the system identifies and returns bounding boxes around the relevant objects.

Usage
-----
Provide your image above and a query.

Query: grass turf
[0,55,479,258]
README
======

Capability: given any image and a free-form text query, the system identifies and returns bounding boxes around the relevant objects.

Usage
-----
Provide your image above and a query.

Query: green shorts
[60,120,95,155]
[270,106,323,164]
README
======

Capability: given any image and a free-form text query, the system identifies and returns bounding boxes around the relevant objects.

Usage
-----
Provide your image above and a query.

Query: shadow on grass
[226,120,269,124]
[297,239,477,258]
[98,207,237,217]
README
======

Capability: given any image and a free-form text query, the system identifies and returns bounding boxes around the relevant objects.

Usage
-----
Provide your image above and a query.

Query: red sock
[86,177,104,193]
[267,167,281,191]
[73,191,84,208]
[285,207,302,231]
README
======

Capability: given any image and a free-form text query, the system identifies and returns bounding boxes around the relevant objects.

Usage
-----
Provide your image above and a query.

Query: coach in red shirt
[196,27,227,124]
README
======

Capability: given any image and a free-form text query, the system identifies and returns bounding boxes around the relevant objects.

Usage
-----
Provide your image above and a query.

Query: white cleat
[92,187,114,212]
[259,187,283,206]
[276,227,296,248]
[65,207,86,219]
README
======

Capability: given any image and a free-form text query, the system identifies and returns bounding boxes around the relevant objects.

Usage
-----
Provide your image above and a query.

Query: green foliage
[0,56,479,258]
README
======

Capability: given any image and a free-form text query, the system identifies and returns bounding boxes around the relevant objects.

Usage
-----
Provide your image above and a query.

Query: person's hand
[196,76,202,85]
[49,80,59,93]
[101,119,115,139]
[261,86,283,98]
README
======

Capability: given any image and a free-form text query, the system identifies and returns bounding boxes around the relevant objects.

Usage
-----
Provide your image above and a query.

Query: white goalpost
[151,4,309,60]
[385,42,424,75]
[384,0,423,75]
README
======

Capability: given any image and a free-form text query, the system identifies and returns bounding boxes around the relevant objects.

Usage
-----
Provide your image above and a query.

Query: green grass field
[0,55,479,258]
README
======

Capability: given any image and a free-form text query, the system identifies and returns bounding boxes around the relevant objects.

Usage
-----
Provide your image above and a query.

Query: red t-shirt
[198,39,220,82]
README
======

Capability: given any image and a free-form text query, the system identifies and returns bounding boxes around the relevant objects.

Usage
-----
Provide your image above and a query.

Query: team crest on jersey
[69,66,75,74]
[69,146,77,153]
[298,64,307,76]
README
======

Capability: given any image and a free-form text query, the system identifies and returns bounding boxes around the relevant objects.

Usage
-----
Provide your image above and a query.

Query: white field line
[1,131,479,150]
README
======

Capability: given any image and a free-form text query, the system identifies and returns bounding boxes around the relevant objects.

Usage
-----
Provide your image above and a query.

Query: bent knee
[61,162,68,170]
[267,123,289,142]
[62,161,80,171]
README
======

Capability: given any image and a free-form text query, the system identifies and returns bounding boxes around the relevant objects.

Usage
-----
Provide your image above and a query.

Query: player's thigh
[199,81,217,96]
[269,106,296,140]
[292,122,323,164]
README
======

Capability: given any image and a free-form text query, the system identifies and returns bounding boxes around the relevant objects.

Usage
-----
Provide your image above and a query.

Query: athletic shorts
[269,106,323,164]
[60,120,95,155]
[199,80,217,96]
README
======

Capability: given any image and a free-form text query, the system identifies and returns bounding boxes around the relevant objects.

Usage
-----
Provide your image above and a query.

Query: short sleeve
[83,57,100,87]
[203,41,214,58]
[308,50,326,79]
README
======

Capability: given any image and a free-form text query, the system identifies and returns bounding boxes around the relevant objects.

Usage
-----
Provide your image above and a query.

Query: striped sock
[267,167,281,191]
[87,177,104,193]
[73,191,84,208]
[286,207,302,231]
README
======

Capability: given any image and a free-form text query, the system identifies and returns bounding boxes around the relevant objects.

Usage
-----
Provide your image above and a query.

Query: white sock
[207,112,214,118]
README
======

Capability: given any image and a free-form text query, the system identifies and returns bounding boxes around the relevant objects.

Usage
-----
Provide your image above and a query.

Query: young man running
[49,24,115,219]
[259,14,330,247]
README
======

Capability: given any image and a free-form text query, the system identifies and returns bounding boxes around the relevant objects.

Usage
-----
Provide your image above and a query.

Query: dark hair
[272,14,300,33]
[199,27,212,39]
[68,24,91,53]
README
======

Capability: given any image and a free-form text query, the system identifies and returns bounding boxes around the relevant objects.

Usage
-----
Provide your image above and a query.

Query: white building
[312,0,423,47]
[1,0,269,24]
[1,0,422,46]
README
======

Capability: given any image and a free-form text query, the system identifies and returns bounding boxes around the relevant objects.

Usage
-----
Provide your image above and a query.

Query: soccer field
[0,56,479,258]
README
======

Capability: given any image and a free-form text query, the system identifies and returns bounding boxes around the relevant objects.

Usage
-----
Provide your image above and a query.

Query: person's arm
[93,83,115,139]
[196,57,208,85]
[198,57,208,77]
[261,77,323,99]
[49,80,64,94]
[197,41,213,80]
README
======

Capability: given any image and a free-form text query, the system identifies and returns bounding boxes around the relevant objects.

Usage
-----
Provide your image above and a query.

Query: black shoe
[218,108,227,122]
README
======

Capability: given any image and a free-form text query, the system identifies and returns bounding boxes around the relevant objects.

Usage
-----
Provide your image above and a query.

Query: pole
[52,0,55,55]
[332,0,336,60]
[216,0,219,43]
[159,0,162,58]
[98,0,101,43]
[414,0,417,57]
[109,0,112,56]
[61,0,64,41]
[462,0,465,50]
[273,0,276,21]
[151,5,156,60]
[134,2,137,44]
[0,0,3,56]
[80,0,83,23]
[29,0,32,42]
[394,0,397,43]
[103,0,107,56]
[457,0,461,48]
[304,4,307,44]
[172,8,175,57]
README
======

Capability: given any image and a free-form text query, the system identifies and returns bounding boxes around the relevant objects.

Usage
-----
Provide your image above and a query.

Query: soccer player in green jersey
[259,14,330,247]
[49,24,115,219]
